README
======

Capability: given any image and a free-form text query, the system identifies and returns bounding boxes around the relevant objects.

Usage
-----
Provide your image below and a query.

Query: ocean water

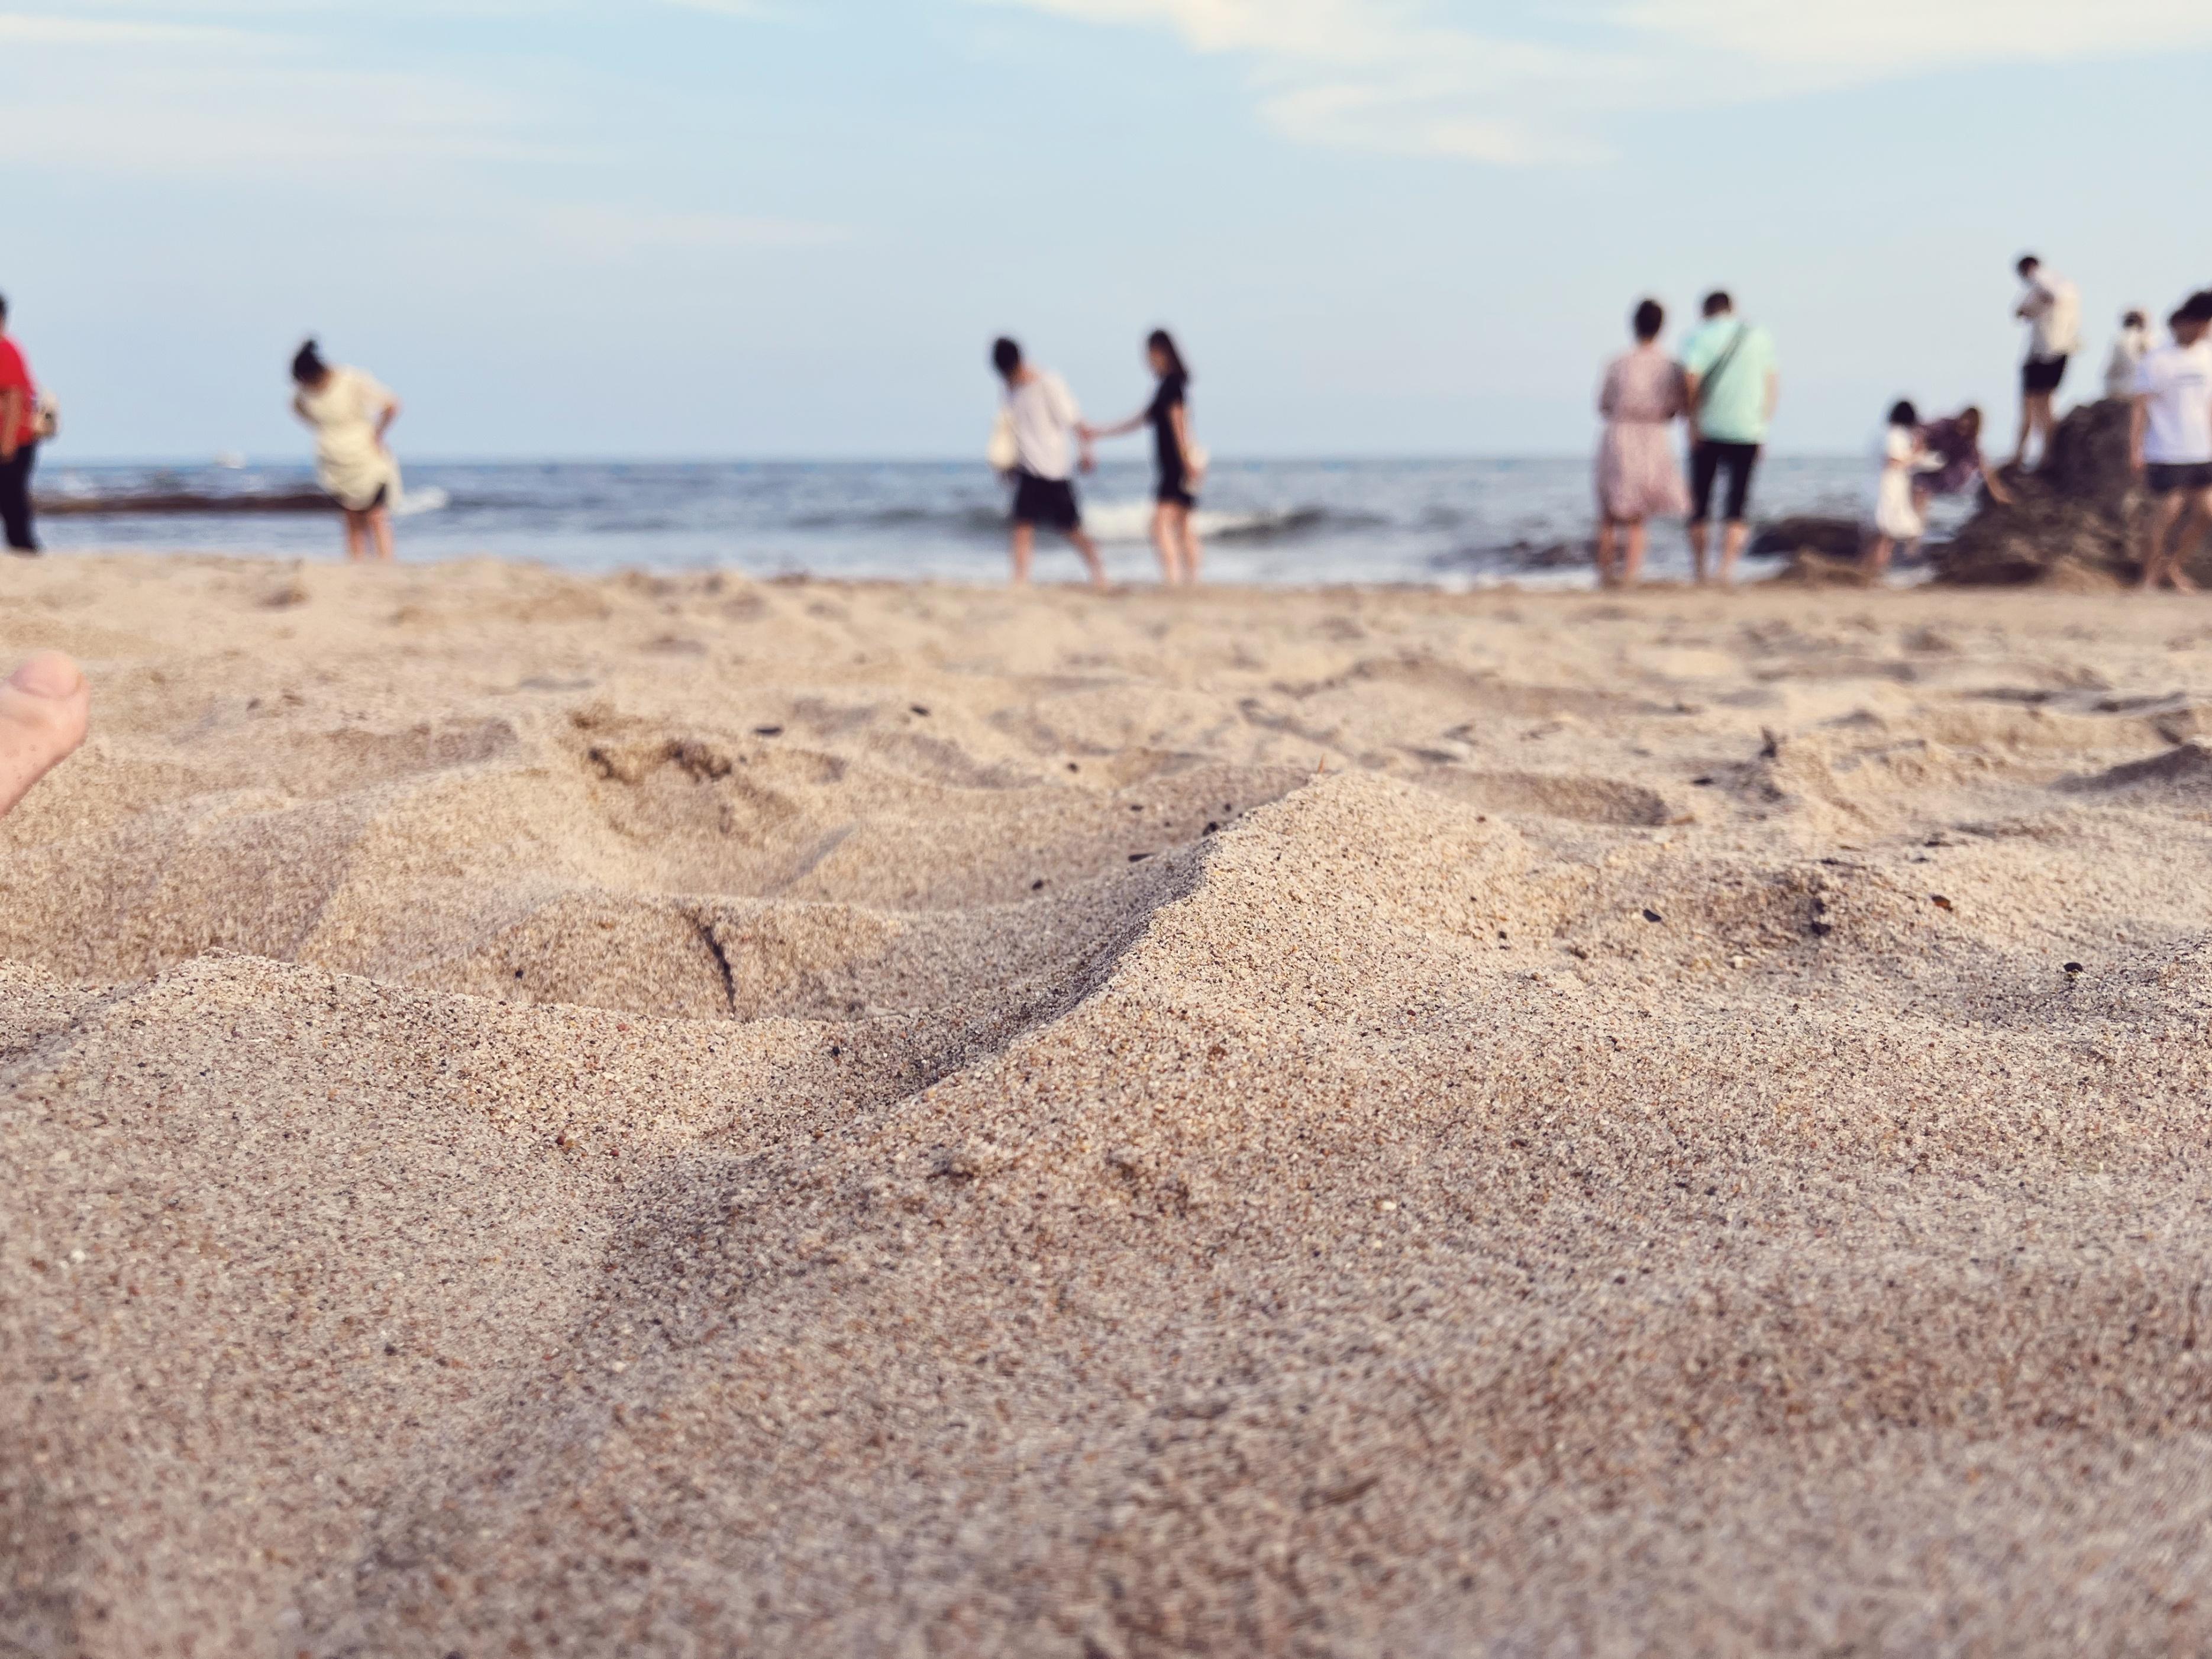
[30,456,1947,586]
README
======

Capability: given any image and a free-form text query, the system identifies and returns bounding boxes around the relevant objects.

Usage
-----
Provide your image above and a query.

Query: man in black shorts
[2129,295,2212,592]
[2013,255,2080,469]
[991,338,1105,590]
[1680,291,1779,586]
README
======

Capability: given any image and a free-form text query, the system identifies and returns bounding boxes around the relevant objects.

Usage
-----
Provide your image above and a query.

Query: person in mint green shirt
[1678,291,1780,585]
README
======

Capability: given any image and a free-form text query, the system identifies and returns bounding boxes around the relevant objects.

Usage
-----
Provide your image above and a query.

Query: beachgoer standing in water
[1680,291,1778,586]
[1865,400,1931,580]
[2107,311,2152,401]
[1082,329,1206,585]
[1592,298,1690,588]
[2012,254,2080,469]
[0,293,49,554]
[990,338,1105,590]
[2129,296,2212,593]
[290,340,402,561]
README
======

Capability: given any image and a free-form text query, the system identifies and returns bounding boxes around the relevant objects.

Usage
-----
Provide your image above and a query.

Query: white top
[1004,370,1081,482]
[297,366,401,511]
[1874,425,1923,540]
[2020,272,2081,360]
[2106,328,2150,399]
[2134,340,2212,466]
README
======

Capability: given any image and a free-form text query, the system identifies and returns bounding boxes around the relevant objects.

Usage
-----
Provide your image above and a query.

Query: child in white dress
[1865,399,1929,580]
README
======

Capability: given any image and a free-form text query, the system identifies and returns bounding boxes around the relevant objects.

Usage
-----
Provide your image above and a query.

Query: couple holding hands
[989,329,1205,588]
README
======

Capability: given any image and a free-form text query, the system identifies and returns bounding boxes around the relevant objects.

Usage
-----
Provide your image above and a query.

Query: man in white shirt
[2013,253,2081,470]
[991,337,1105,590]
[2129,296,2212,592]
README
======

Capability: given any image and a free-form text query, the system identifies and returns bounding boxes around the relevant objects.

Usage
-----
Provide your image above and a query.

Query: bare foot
[0,653,91,820]
[2172,570,2200,593]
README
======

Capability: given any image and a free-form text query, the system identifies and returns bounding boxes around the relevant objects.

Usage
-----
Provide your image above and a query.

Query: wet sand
[7,554,2212,1655]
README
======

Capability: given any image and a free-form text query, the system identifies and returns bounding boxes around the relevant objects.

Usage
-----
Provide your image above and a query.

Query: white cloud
[990,0,2212,164]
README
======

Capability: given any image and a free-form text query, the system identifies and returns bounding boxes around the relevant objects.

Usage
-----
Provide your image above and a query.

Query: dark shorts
[1012,470,1080,532]
[332,484,389,512]
[1690,440,1761,525]
[2146,461,2212,496]
[2022,355,2069,395]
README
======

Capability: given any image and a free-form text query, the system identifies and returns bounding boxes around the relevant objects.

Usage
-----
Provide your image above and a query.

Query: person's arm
[374,396,401,448]
[0,388,20,462]
[1080,412,1148,441]
[1764,370,1780,425]
[1170,401,1194,472]
[2130,396,2150,475]
[291,393,312,425]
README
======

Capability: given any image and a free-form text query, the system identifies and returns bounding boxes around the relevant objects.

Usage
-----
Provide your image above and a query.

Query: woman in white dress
[1865,399,1929,580]
[290,340,402,561]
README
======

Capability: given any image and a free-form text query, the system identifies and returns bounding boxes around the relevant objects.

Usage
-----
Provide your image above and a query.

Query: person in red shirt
[0,292,43,553]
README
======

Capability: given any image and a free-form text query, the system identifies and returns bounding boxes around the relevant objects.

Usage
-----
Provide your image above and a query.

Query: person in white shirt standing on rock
[989,337,1105,591]
[2012,254,2081,470]
[2129,294,2212,593]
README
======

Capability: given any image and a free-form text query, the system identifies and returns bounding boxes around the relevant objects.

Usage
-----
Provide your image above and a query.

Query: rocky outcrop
[1749,516,1864,562]
[1932,400,2149,586]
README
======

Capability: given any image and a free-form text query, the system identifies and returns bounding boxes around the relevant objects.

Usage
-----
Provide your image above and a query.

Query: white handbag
[1186,440,1210,482]
[987,409,1020,475]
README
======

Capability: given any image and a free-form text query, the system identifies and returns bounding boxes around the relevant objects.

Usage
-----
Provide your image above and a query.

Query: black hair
[0,292,8,323]
[990,337,1022,379]
[291,338,329,385]
[1888,399,1919,428]
[2016,254,2042,277]
[1147,328,1189,382]
[1701,290,1732,318]
[2185,292,2212,325]
[1632,299,1664,342]
[2124,310,2148,330]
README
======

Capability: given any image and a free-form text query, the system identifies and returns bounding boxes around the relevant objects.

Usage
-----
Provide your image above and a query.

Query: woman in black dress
[1083,329,1204,585]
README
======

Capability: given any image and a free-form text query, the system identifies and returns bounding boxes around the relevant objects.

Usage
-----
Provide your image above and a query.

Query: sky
[8,0,2212,460]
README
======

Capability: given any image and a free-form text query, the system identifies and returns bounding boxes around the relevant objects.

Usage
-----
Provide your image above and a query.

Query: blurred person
[1865,400,1932,580]
[1680,290,1778,586]
[990,337,1105,590]
[1916,405,2012,511]
[290,340,402,562]
[0,652,88,821]
[1082,329,1205,585]
[0,292,46,554]
[1591,297,1690,588]
[2129,296,2212,592]
[2012,254,2081,469]
[2106,310,2152,400]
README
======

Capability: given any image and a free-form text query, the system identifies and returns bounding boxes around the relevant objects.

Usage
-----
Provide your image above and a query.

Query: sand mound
[10,559,2212,1655]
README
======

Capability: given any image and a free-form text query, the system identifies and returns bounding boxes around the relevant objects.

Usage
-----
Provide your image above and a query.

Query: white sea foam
[395,486,450,518]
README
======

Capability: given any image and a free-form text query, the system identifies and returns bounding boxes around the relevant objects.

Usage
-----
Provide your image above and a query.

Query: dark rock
[1933,399,2149,586]
[1749,516,1863,561]
[1770,550,1872,587]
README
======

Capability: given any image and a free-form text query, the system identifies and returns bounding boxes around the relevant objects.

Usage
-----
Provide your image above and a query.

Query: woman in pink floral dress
[1594,299,1691,588]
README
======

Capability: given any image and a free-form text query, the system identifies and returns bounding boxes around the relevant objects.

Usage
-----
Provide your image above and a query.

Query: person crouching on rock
[2107,311,2152,401]
[1915,405,2013,519]
[2128,295,2212,593]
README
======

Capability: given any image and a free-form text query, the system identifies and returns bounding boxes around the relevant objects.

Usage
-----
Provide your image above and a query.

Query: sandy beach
[9,553,2212,1655]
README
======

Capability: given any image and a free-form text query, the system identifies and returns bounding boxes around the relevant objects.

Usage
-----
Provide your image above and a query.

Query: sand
[7,553,2212,1656]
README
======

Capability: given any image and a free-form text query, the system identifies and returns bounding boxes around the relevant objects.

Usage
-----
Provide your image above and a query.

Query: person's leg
[1687,442,1719,585]
[1719,444,1758,586]
[1178,505,1202,584]
[1150,503,1183,585]
[2140,493,2183,589]
[1594,517,1619,586]
[367,504,395,561]
[2169,486,2212,591]
[1622,520,1648,587]
[343,508,369,561]
[2028,391,2058,469]
[1009,522,1035,586]
[0,653,89,821]
[1066,528,1107,591]
[1865,535,1894,579]
[0,443,36,553]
